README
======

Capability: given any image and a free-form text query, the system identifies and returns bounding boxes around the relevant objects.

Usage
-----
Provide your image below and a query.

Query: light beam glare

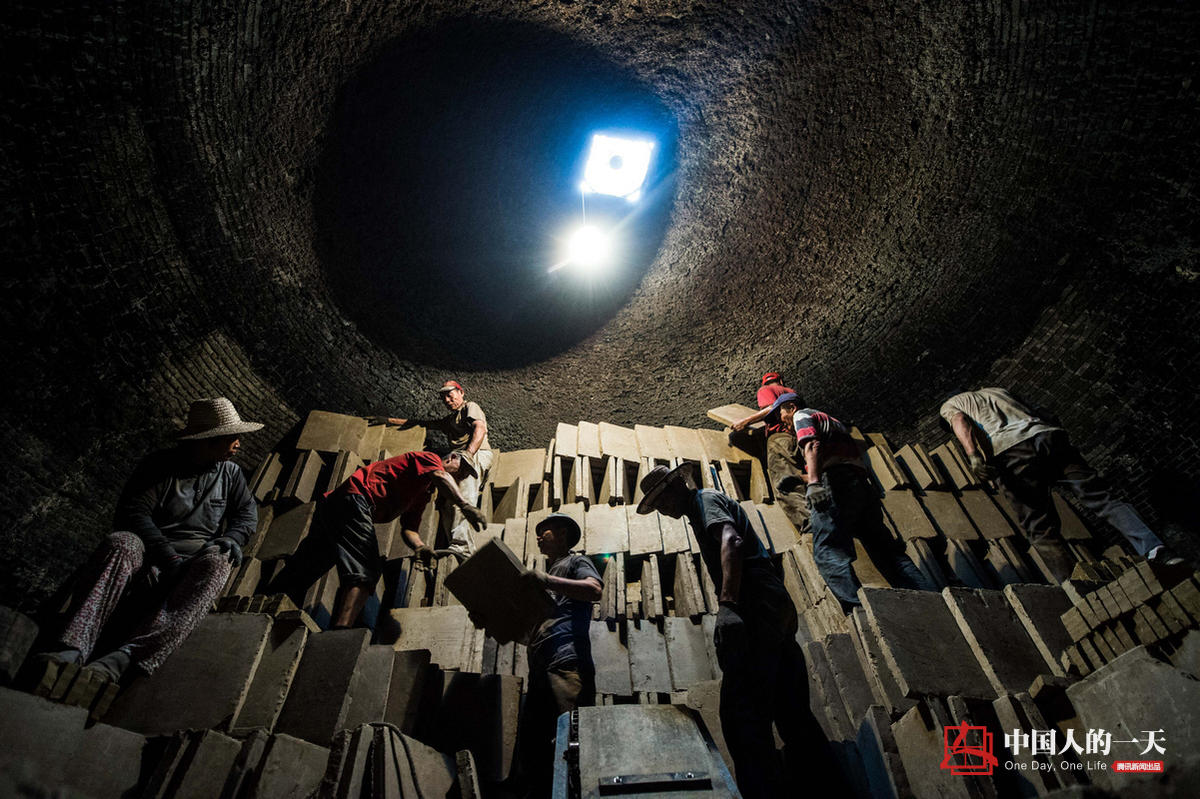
[566,225,611,270]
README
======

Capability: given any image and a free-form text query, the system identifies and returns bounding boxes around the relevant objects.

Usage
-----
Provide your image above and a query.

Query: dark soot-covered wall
[3,1,1198,607]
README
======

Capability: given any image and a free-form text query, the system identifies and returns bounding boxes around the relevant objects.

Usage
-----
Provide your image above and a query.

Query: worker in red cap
[729,372,810,533]
[384,379,493,555]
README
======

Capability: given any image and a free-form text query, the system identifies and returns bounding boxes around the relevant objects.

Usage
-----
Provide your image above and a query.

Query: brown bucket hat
[635,463,692,515]
[534,512,583,548]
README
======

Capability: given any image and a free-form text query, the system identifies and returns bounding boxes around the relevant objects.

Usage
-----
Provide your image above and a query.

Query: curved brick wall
[3,1,1198,606]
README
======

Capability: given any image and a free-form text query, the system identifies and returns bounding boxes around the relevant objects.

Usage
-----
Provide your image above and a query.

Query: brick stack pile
[1,408,1198,797]
[0,609,472,797]
[1058,559,1200,677]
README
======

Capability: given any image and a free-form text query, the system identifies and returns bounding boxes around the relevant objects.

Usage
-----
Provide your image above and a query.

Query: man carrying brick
[635,462,830,798]
[940,387,1181,564]
[516,513,602,798]
[770,393,935,612]
[730,372,811,533]
[37,397,261,681]
[385,379,492,555]
[269,450,486,628]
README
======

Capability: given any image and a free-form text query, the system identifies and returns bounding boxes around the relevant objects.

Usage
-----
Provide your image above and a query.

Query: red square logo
[941,722,999,776]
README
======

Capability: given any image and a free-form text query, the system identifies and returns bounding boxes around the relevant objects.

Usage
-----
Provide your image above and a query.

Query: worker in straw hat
[635,461,836,798]
[34,397,263,682]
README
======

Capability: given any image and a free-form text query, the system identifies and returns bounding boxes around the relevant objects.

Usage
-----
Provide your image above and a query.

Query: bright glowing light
[582,133,654,200]
[566,225,611,269]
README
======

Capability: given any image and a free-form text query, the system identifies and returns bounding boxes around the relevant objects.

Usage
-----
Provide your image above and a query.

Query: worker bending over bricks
[770,393,935,612]
[36,398,261,681]
[941,387,1182,565]
[384,379,492,555]
[269,450,485,628]
[730,371,811,533]
[515,512,602,798]
[636,462,832,799]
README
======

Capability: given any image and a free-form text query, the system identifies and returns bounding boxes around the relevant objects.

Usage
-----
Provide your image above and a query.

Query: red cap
[438,380,464,394]
[761,372,781,386]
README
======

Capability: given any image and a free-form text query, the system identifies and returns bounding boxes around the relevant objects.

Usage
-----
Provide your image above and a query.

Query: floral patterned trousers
[59,532,231,674]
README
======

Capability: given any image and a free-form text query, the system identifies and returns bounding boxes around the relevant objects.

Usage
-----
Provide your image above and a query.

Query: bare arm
[717,522,745,604]
[388,416,440,429]
[400,526,426,551]
[545,573,602,601]
[803,439,822,483]
[466,418,487,456]
[731,406,772,432]
[432,469,471,509]
[386,415,443,430]
[949,412,979,456]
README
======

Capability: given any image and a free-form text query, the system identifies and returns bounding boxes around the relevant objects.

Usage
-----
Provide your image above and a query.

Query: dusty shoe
[1148,546,1186,568]
[85,648,132,681]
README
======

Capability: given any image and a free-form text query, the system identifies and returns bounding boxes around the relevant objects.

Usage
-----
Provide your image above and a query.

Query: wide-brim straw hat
[636,463,692,515]
[177,397,264,440]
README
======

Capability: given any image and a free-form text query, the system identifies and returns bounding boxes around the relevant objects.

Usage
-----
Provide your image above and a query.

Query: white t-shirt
[939,388,1062,455]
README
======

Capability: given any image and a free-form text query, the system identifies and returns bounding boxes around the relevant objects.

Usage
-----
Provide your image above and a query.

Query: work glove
[460,504,486,532]
[206,536,244,567]
[520,568,550,590]
[967,453,998,482]
[415,544,436,566]
[713,602,747,673]
[806,482,834,512]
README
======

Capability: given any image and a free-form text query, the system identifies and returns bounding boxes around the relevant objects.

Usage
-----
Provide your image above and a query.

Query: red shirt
[756,383,796,435]
[336,451,444,527]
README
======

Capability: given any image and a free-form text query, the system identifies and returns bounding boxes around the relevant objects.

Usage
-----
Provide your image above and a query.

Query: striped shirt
[793,408,866,472]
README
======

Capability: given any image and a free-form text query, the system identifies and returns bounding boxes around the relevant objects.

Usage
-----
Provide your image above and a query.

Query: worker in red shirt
[269,450,485,628]
[730,372,810,533]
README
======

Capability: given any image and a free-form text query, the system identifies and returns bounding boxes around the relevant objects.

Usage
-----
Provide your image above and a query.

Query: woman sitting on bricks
[35,398,260,681]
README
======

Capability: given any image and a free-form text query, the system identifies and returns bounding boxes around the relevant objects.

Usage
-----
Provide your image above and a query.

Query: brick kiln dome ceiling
[4,2,1200,603]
